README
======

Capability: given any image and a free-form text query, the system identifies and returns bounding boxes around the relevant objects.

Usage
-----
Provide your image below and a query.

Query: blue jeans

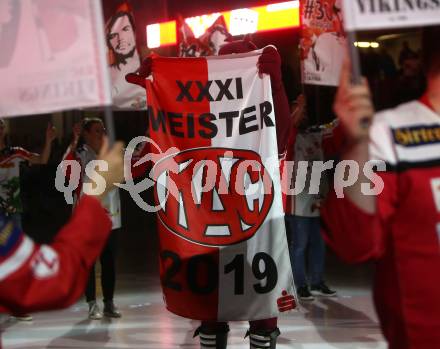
[285,215,325,288]
[10,213,23,231]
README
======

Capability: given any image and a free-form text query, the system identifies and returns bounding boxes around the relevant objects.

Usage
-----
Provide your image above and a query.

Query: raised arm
[29,123,56,165]
[258,46,291,156]
[331,60,375,212]
[320,61,392,263]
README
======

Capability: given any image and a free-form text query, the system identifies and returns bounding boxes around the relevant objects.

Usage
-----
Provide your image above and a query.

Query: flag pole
[347,30,371,129]
[104,105,116,145]
[347,31,362,84]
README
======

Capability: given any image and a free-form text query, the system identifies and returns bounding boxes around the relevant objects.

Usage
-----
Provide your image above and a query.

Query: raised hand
[69,122,82,150]
[46,123,57,142]
[291,94,306,128]
[94,137,125,202]
[333,60,374,144]
[125,56,154,90]
[257,46,283,92]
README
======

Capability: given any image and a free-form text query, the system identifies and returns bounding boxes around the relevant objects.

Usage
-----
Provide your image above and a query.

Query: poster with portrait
[0,0,111,118]
[300,0,347,86]
[105,1,146,109]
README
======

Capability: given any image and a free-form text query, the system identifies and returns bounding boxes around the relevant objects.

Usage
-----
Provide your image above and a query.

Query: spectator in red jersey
[0,138,124,317]
[0,118,55,321]
[321,27,440,349]
[0,119,56,228]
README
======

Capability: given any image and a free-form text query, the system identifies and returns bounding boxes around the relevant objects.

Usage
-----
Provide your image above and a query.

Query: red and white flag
[145,50,295,321]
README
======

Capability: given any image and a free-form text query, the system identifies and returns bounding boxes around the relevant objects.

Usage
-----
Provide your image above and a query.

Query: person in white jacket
[63,118,122,320]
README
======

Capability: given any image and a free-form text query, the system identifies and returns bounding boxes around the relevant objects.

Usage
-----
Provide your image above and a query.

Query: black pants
[85,230,117,303]
[201,318,278,333]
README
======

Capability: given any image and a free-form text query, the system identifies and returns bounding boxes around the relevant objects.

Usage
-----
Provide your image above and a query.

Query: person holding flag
[126,38,294,349]
[321,27,440,349]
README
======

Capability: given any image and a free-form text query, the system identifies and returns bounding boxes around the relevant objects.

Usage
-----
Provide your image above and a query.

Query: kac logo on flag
[153,147,274,247]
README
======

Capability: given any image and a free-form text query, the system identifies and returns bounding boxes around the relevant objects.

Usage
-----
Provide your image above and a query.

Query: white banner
[0,0,111,118]
[342,0,440,31]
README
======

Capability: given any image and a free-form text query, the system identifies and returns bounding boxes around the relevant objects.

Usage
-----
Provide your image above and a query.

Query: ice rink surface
[1,273,386,349]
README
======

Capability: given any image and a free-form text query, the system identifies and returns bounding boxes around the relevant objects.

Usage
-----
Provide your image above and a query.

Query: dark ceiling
[166,0,278,18]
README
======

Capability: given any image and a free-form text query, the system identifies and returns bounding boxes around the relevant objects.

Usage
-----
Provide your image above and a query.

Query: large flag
[0,0,111,118]
[300,0,346,86]
[104,1,146,109]
[177,15,209,57]
[177,15,232,57]
[144,50,295,320]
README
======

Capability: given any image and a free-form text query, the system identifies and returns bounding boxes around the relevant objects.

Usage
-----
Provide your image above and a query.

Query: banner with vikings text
[0,0,111,118]
[145,50,296,321]
[342,0,440,31]
[300,0,346,86]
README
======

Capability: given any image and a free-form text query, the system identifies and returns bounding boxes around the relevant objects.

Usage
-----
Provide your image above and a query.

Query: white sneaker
[88,302,103,320]
[10,314,33,321]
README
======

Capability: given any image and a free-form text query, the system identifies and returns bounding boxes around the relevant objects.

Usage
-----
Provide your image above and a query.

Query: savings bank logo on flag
[152,147,274,247]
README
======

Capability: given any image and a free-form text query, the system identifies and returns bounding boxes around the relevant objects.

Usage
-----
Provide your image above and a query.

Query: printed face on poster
[0,0,112,118]
[105,2,146,109]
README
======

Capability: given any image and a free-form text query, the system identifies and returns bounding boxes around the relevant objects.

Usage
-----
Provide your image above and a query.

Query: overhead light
[229,8,259,36]
[266,1,300,12]
[146,1,300,49]
[377,33,404,41]
[146,24,160,49]
[185,13,222,38]
[146,20,177,49]
[354,41,380,48]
